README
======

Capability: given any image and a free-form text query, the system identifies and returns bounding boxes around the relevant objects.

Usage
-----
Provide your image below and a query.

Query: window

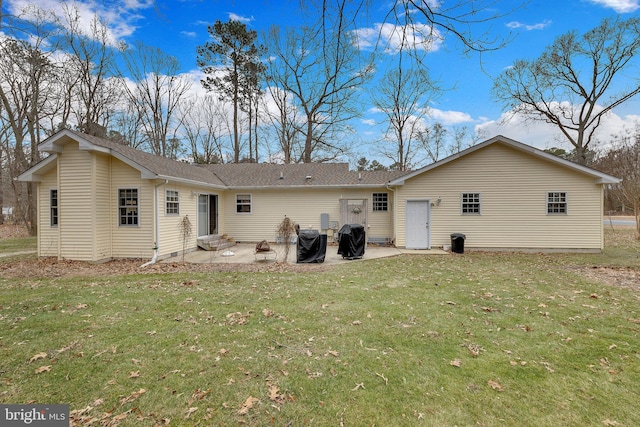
[236,194,252,213]
[372,192,389,212]
[119,188,139,226]
[461,193,481,215]
[547,192,567,214]
[50,189,58,226]
[166,190,179,215]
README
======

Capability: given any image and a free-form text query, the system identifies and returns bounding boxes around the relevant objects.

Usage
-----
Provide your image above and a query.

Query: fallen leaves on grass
[29,352,47,363]
[450,359,462,367]
[237,396,259,416]
[467,343,482,357]
[226,312,250,326]
[267,383,289,404]
[120,388,146,405]
[487,380,503,391]
[34,365,51,374]
[189,388,211,406]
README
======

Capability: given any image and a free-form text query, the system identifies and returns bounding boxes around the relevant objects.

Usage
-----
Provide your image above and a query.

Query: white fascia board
[155,174,228,189]
[39,129,109,154]
[15,154,57,182]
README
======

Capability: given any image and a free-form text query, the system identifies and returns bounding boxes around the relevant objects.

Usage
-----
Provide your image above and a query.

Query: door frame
[197,194,218,237]
[405,199,431,249]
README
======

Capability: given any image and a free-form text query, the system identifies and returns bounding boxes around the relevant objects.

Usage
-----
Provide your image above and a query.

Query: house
[16,130,619,262]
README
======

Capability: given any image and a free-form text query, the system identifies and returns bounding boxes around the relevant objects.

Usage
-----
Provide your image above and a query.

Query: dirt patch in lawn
[0,256,332,279]
[2,256,638,291]
[0,224,30,239]
[571,266,640,292]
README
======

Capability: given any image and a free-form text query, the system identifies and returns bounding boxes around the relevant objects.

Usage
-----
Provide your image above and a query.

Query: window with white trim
[236,194,252,213]
[547,192,567,214]
[461,193,481,215]
[119,188,139,226]
[50,189,58,226]
[166,190,179,215]
[372,192,388,211]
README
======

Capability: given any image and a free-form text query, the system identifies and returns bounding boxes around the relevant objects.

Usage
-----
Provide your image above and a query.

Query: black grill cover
[337,224,365,259]
[296,230,327,263]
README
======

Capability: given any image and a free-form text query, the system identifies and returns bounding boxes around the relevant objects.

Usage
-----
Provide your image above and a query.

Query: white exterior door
[405,200,430,249]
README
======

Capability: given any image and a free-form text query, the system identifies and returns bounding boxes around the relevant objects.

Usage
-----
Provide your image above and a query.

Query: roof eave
[15,154,57,182]
[230,183,390,190]
[155,174,228,189]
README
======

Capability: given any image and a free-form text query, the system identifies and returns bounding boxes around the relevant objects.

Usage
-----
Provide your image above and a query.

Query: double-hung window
[372,192,389,212]
[461,193,481,215]
[236,194,252,213]
[547,192,567,214]
[119,188,139,226]
[166,190,179,215]
[50,189,58,226]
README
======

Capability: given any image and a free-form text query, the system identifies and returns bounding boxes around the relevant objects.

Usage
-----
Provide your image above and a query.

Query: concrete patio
[162,243,448,265]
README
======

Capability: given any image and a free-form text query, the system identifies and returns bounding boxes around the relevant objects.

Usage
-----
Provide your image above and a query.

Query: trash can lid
[450,233,466,239]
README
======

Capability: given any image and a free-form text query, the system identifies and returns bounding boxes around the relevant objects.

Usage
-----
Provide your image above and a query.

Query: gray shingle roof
[200,163,405,187]
[59,130,404,188]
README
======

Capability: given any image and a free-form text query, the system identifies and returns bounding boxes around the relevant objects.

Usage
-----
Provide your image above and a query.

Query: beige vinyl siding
[38,167,60,257]
[110,158,154,258]
[395,143,604,250]
[58,142,95,260]
[93,153,112,260]
[221,187,393,243]
[156,183,204,257]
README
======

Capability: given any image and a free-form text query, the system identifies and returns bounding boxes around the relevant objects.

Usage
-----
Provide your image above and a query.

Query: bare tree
[493,16,640,165]
[57,4,120,136]
[263,82,303,163]
[119,40,192,158]
[265,0,374,163]
[0,5,61,234]
[181,95,229,164]
[384,0,517,55]
[372,51,437,171]
[416,122,447,163]
[595,125,640,238]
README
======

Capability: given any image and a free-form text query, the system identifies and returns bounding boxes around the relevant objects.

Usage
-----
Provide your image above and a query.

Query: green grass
[0,229,639,426]
[0,236,36,254]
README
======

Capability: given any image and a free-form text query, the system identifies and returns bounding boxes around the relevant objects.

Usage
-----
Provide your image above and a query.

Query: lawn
[0,228,639,426]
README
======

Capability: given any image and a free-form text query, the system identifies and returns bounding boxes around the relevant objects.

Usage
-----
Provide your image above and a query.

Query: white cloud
[5,0,154,45]
[227,13,253,24]
[425,108,473,125]
[506,20,552,31]
[354,22,443,54]
[361,118,376,126]
[475,107,640,151]
[588,0,640,13]
[181,31,197,38]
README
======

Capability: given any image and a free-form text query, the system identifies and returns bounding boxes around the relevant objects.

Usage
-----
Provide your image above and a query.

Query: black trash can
[297,230,327,263]
[337,224,366,259]
[450,233,466,254]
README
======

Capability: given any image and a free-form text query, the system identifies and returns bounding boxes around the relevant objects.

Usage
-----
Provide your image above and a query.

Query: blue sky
[4,0,640,162]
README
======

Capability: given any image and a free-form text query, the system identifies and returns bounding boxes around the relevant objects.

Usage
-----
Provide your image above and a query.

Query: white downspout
[141,179,168,267]
[386,182,396,246]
